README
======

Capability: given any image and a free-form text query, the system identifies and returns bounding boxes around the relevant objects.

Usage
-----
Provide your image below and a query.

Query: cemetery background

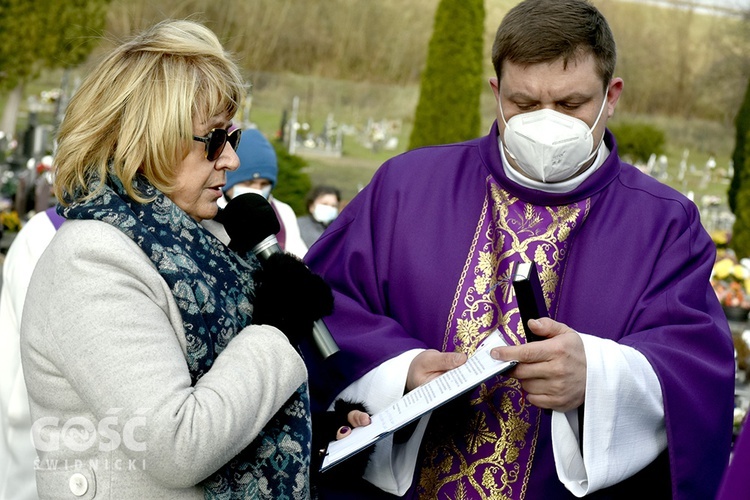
[1,0,750,431]
[2,0,748,202]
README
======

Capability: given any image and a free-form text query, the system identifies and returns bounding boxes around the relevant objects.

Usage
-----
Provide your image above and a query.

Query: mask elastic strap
[575,94,609,169]
[589,93,609,136]
[499,98,510,127]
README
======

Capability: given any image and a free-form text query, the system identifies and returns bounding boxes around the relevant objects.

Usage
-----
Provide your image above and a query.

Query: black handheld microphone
[216,193,340,359]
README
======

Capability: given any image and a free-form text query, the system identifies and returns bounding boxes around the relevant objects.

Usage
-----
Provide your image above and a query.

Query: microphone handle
[312,319,340,359]
[250,235,340,359]
[254,237,282,261]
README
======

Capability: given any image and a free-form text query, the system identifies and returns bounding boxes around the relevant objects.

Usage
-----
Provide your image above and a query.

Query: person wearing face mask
[221,128,308,258]
[297,185,342,249]
[302,1,733,499]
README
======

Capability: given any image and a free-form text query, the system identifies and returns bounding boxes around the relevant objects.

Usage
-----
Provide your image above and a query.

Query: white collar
[497,136,611,194]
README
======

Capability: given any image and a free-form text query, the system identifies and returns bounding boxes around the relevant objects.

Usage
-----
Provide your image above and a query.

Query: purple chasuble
[717,420,750,499]
[305,123,734,499]
[46,206,66,230]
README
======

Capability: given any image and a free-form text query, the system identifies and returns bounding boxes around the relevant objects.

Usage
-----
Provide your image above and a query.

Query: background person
[303,1,734,498]
[221,128,308,258]
[20,20,334,499]
[297,185,341,249]
[0,207,63,500]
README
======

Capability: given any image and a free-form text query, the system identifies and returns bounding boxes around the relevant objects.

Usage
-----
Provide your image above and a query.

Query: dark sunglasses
[193,127,242,161]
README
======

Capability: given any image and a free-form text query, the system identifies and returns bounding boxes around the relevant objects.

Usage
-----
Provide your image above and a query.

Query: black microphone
[216,193,340,359]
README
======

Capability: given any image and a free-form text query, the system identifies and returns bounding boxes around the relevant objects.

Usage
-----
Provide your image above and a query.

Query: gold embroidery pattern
[417,380,538,500]
[418,181,589,499]
[442,194,489,353]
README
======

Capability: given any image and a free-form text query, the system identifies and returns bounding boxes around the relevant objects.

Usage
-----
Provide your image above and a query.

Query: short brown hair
[491,0,616,91]
[305,185,341,210]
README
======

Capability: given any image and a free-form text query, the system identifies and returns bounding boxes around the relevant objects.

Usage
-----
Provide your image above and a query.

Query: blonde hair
[54,19,246,205]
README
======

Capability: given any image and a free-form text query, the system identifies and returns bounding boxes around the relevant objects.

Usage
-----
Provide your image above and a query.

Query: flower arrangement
[710,229,730,249]
[0,210,20,233]
[711,255,750,310]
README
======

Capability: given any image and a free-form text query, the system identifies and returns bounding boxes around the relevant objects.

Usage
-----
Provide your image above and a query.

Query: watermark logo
[31,408,150,453]
[34,458,147,472]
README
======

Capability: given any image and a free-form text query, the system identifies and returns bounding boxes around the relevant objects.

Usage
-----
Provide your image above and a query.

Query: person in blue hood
[222,128,308,257]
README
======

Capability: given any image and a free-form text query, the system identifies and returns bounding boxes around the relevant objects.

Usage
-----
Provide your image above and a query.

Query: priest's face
[489,53,624,174]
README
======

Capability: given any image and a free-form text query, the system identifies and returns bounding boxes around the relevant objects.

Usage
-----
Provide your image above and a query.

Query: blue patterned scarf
[60,175,311,499]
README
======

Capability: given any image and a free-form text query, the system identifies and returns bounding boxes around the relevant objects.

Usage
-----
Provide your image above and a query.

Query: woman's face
[169,113,239,222]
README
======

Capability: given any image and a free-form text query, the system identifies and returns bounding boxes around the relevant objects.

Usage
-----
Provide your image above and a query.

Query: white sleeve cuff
[552,333,666,496]
[333,348,425,495]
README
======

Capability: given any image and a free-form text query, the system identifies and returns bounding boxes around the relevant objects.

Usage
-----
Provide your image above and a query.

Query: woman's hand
[336,409,371,439]
[311,400,374,485]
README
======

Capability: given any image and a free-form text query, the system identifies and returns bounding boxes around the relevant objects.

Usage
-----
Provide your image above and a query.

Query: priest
[304,1,734,498]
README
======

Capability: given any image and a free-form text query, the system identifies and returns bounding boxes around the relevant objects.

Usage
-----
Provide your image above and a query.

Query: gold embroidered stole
[416,180,591,499]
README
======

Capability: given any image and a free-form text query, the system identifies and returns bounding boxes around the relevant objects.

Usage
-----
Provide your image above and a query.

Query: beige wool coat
[20,219,307,499]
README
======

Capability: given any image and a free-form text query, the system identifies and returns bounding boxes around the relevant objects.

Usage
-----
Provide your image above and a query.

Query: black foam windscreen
[216,193,280,253]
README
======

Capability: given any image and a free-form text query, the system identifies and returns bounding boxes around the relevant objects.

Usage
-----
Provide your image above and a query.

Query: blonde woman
[20,20,336,499]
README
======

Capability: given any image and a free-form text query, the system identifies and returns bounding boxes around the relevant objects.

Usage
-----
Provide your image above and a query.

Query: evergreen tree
[729,78,750,213]
[730,139,750,258]
[730,86,750,258]
[271,140,312,215]
[0,0,110,92]
[0,0,110,135]
[408,0,484,150]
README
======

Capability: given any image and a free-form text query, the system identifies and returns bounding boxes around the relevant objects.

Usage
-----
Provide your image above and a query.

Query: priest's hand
[490,317,586,412]
[406,349,467,392]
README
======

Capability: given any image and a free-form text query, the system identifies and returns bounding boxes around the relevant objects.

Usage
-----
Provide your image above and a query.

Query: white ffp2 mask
[312,204,338,225]
[500,96,607,183]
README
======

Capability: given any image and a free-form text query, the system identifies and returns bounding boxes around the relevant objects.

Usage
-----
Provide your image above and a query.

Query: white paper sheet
[321,329,516,472]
